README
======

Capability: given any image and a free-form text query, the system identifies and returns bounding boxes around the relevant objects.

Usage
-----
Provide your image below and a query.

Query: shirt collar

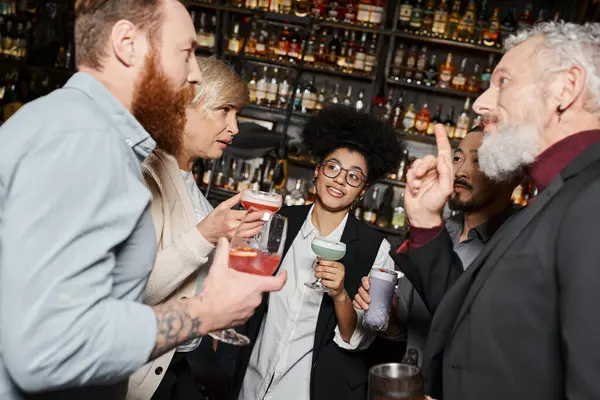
[300,204,350,240]
[64,72,156,157]
[446,206,515,244]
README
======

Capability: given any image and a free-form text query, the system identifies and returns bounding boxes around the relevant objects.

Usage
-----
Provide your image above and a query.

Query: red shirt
[399,130,600,253]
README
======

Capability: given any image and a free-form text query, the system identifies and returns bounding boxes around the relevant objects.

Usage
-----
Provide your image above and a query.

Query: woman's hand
[352,276,371,311]
[315,258,347,302]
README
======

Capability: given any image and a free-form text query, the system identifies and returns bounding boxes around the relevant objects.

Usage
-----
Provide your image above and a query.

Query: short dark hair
[74,0,165,69]
[301,105,404,183]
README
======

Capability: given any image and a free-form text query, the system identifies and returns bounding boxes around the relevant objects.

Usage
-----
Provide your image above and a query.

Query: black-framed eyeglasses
[320,160,367,188]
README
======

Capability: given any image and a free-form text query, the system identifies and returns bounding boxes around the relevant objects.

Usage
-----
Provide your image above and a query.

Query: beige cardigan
[127,149,214,400]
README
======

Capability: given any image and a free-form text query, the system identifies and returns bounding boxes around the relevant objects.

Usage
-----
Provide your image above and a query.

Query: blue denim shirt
[0,73,158,399]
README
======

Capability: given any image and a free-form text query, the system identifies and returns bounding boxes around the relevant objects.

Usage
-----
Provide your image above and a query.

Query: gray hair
[191,56,249,113]
[504,22,600,117]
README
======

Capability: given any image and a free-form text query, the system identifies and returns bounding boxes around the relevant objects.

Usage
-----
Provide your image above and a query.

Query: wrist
[196,222,217,245]
[333,290,350,304]
[189,296,212,336]
[408,213,443,229]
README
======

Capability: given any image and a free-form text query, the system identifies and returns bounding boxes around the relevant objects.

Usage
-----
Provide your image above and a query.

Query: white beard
[478,122,542,182]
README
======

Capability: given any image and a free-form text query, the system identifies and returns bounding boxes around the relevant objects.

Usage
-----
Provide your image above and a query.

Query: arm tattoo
[150,299,204,359]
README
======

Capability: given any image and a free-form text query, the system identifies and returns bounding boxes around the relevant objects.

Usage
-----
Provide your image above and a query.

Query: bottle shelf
[397,130,460,148]
[241,104,311,124]
[302,63,374,81]
[391,30,504,55]
[230,53,302,70]
[387,78,478,99]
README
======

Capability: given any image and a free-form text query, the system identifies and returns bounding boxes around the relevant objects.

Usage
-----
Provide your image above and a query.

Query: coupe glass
[304,236,346,292]
[208,212,288,346]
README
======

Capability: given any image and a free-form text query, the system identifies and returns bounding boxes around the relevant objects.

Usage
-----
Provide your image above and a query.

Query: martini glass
[240,189,283,218]
[208,212,288,346]
[304,236,346,292]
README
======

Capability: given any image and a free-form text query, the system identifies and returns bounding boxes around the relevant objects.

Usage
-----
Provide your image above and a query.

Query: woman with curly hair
[232,105,405,400]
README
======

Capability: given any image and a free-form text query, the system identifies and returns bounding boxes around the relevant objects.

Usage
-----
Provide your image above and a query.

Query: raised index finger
[434,123,452,166]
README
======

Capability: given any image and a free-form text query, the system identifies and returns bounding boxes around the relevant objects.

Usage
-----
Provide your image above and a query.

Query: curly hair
[301,104,404,183]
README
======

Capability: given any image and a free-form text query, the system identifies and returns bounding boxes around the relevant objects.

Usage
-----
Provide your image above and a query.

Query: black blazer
[392,140,600,400]
[232,205,405,400]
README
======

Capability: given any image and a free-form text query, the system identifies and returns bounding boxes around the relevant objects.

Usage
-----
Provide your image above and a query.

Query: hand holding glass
[305,237,346,292]
[208,211,287,346]
[362,268,399,331]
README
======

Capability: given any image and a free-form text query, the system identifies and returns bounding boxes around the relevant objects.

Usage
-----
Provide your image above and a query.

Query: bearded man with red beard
[0,1,285,399]
[391,22,600,400]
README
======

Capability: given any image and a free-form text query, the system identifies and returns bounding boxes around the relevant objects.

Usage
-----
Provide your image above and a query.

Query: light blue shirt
[0,73,159,399]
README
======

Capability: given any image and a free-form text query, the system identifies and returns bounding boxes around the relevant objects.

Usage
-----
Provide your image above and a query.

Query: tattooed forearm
[150,299,204,359]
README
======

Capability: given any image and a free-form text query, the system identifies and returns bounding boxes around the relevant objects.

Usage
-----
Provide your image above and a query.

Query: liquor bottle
[376,186,395,229]
[390,43,406,80]
[269,0,279,12]
[249,166,262,191]
[2,72,22,122]
[466,64,480,93]
[268,31,279,59]
[362,186,379,224]
[454,97,472,139]
[285,179,306,206]
[328,29,341,66]
[337,30,350,70]
[277,69,291,108]
[427,103,442,135]
[356,0,372,25]
[457,0,477,41]
[354,195,364,220]
[345,0,358,23]
[343,86,353,105]
[206,15,217,49]
[255,23,268,56]
[438,53,455,89]
[517,3,534,31]
[480,54,494,91]
[280,0,292,13]
[200,160,212,186]
[303,27,317,64]
[404,44,419,82]
[534,10,545,25]
[353,32,368,72]
[482,8,500,47]
[236,163,252,192]
[293,84,303,111]
[288,27,302,62]
[246,0,258,9]
[395,149,410,182]
[312,0,326,19]
[409,0,424,33]
[244,22,258,55]
[266,67,279,107]
[293,0,310,17]
[444,105,456,139]
[301,76,318,113]
[228,23,242,53]
[316,84,327,111]
[248,70,258,104]
[445,0,461,40]
[364,34,377,74]
[316,28,329,66]
[225,158,238,191]
[471,0,488,44]
[258,0,269,11]
[424,53,438,87]
[369,0,384,27]
[277,25,290,61]
[383,87,395,121]
[415,103,430,135]
[421,0,435,35]
[355,89,365,111]
[214,158,228,188]
[500,8,517,43]
[256,67,268,106]
[343,31,357,73]
[329,83,341,104]
[451,57,467,91]
[432,0,449,36]
[372,88,387,120]
[195,12,209,48]
[391,203,407,230]
[402,102,417,133]
[413,46,428,84]
[472,114,482,129]
[398,0,413,31]
[391,92,405,128]
[327,0,339,20]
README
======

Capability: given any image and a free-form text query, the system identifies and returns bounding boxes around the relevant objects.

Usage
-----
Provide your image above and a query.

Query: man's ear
[557,64,586,113]
[110,20,139,67]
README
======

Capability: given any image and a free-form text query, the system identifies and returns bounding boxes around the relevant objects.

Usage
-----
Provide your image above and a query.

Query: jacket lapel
[448,176,565,340]
[312,214,359,363]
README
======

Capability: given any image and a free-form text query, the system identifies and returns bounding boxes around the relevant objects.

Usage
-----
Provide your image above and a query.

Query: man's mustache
[454,179,473,190]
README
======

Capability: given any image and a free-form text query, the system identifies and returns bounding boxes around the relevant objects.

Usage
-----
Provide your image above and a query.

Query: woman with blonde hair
[127,57,254,400]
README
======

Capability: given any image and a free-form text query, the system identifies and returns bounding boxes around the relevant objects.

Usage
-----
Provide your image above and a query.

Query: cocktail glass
[240,189,283,216]
[304,236,346,292]
[208,212,288,346]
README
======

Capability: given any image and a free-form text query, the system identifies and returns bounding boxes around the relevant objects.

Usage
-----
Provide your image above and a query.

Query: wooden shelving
[388,79,478,99]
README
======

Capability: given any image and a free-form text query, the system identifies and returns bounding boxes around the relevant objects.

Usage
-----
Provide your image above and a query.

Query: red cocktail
[240,200,281,213]
[230,247,282,276]
[240,189,283,213]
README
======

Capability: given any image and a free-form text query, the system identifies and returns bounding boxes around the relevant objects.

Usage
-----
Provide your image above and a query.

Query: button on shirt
[0,73,159,399]
[240,205,397,400]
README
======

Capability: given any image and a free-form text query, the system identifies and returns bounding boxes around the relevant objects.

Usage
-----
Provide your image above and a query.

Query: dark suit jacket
[232,205,404,400]
[392,141,600,400]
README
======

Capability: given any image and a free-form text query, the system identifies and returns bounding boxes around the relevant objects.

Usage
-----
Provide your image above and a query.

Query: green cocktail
[305,237,346,292]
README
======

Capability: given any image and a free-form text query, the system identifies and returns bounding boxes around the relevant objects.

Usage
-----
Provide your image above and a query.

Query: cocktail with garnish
[240,189,283,213]
[304,237,346,292]
[209,212,288,346]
